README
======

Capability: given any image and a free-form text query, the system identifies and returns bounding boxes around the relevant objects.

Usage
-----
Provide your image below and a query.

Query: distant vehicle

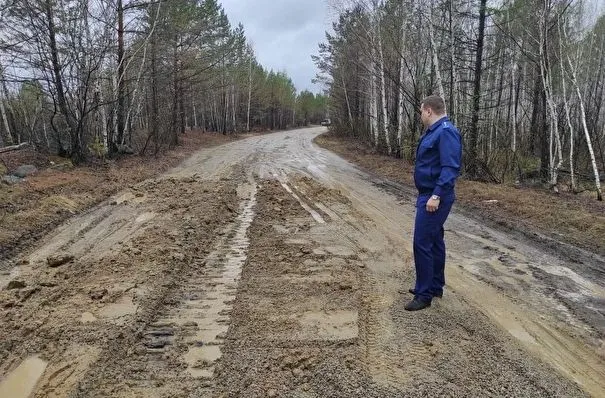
[320,118,331,126]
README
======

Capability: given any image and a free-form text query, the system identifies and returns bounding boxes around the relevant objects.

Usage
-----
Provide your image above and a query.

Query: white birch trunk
[201,101,206,132]
[397,42,406,151]
[342,73,354,130]
[428,0,446,104]
[0,61,12,146]
[43,122,50,149]
[507,9,517,153]
[486,56,497,153]
[538,7,561,188]
[449,0,457,122]
[369,51,378,145]
[563,25,602,200]
[574,85,603,200]
[378,23,391,154]
[557,19,576,192]
[511,59,517,153]
[232,85,236,132]
[247,55,252,132]
[397,0,407,150]
[95,75,108,150]
[0,93,11,146]
[193,101,198,128]
[212,96,217,131]
[111,69,118,146]
[520,59,527,135]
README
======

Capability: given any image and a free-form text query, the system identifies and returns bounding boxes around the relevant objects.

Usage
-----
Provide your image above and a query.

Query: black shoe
[407,288,443,299]
[404,298,431,311]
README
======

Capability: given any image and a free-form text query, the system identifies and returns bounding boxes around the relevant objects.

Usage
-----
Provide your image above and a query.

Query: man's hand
[426,196,440,213]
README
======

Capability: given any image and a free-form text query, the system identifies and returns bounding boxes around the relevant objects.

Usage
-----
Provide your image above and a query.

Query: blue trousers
[413,196,454,302]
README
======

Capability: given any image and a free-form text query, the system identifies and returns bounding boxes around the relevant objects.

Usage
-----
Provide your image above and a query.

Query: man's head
[420,95,446,128]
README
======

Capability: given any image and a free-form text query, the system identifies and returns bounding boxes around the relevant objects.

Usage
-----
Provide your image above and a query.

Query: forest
[0,0,327,161]
[314,0,605,200]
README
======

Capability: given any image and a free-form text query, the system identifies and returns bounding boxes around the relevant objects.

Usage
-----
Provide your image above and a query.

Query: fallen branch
[0,142,30,154]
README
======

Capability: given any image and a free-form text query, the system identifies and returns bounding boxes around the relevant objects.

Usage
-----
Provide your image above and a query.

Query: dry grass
[0,130,243,259]
[315,133,605,256]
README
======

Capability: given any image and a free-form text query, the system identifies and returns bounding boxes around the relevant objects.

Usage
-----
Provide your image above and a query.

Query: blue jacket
[414,116,462,203]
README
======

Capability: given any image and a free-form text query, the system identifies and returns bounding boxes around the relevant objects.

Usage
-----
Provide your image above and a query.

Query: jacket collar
[425,116,449,134]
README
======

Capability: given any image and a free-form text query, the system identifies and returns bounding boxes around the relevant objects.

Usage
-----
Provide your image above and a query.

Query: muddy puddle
[98,295,138,325]
[0,356,47,398]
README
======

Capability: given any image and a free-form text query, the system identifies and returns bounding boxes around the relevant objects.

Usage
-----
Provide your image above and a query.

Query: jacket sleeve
[433,127,462,197]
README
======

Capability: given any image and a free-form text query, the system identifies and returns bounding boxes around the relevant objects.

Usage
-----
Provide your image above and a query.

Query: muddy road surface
[1,127,604,397]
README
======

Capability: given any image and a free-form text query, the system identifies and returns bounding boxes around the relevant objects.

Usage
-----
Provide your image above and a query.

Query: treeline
[315,0,604,200]
[0,0,325,162]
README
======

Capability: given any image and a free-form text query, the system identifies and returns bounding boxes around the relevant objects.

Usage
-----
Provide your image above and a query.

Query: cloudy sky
[220,0,334,94]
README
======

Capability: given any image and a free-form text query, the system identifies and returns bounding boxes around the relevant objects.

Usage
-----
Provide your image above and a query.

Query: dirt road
[1,127,604,397]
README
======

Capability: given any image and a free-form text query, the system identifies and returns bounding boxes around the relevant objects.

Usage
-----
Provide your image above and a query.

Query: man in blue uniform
[405,95,462,311]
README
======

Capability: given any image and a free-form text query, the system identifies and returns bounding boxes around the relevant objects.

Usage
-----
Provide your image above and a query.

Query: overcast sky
[220,0,333,94]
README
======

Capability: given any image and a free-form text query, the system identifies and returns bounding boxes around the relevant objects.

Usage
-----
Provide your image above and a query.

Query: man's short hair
[421,95,446,115]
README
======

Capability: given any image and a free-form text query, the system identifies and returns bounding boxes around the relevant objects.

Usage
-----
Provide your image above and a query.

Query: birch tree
[318,0,605,199]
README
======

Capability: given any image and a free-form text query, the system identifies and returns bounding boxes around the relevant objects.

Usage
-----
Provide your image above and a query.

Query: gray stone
[118,145,134,154]
[1,175,23,185]
[47,254,74,267]
[12,165,38,178]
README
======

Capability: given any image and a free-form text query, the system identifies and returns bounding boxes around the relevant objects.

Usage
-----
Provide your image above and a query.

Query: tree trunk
[43,123,50,149]
[448,0,456,122]
[247,55,252,132]
[231,84,236,132]
[538,4,562,189]
[171,37,179,146]
[428,0,445,102]
[147,30,159,155]
[510,56,517,153]
[539,90,549,181]
[563,25,602,200]
[558,19,576,192]
[193,101,198,128]
[179,81,185,135]
[116,0,126,148]
[397,3,407,155]
[378,24,391,154]
[0,142,30,153]
[369,49,378,146]
[0,92,11,147]
[467,0,487,178]
[45,0,82,163]
[575,84,603,200]
[342,73,354,131]
[97,76,108,152]
[0,63,12,147]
